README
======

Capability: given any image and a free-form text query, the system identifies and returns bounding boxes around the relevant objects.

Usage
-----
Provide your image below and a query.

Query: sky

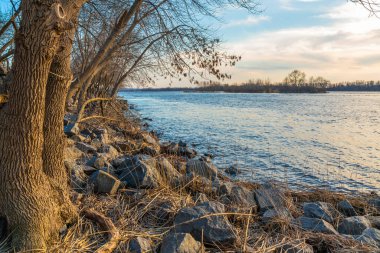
[213,0,380,84]
[2,1,380,85]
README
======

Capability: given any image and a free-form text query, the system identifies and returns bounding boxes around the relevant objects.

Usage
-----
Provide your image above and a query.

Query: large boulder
[141,132,161,156]
[338,216,371,235]
[156,157,181,185]
[254,184,289,213]
[356,228,380,247]
[263,208,293,222]
[303,202,340,224]
[337,200,357,217]
[128,236,153,253]
[89,170,120,194]
[186,159,218,180]
[117,155,162,188]
[64,123,80,137]
[294,217,338,234]
[173,201,236,245]
[160,233,202,253]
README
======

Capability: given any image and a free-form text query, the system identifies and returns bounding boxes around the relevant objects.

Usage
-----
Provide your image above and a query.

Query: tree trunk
[0,1,79,250]
[43,14,81,226]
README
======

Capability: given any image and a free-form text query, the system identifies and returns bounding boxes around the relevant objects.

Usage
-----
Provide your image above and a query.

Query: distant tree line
[193,70,380,93]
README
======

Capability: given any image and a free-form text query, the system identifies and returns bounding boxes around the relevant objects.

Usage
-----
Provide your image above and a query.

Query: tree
[0,0,85,250]
[284,70,306,86]
[0,0,260,250]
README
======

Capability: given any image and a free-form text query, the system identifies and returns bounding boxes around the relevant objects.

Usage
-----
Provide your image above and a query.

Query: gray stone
[128,236,152,253]
[337,200,357,217]
[173,201,236,245]
[160,233,202,253]
[64,123,80,137]
[70,134,86,142]
[263,208,293,222]
[224,166,241,176]
[216,182,234,196]
[369,198,380,210]
[89,170,120,194]
[156,157,181,183]
[303,202,340,224]
[254,184,289,213]
[186,159,218,180]
[294,217,338,234]
[75,142,97,154]
[229,185,257,208]
[98,145,119,160]
[70,164,88,190]
[338,216,371,235]
[162,142,197,158]
[93,128,109,143]
[368,216,380,229]
[356,228,380,247]
[118,155,162,188]
[277,240,314,253]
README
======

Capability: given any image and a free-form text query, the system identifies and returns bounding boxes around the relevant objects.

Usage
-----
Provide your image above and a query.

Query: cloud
[223,2,380,83]
[223,16,270,28]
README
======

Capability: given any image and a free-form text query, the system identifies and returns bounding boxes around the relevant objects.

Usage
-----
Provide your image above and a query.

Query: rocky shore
[5,99,377,252]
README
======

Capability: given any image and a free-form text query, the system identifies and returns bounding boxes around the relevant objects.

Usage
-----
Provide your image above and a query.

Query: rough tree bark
[0,0,83,250]
[43,4,83,226]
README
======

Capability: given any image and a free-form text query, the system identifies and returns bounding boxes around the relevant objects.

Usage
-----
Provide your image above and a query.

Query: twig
[82,208,120,253]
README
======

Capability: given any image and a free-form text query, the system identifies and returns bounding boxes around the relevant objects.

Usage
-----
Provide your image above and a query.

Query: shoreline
[56,98,380,252]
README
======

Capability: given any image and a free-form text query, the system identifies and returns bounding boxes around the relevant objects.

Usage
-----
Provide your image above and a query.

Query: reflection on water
[120,91,380,193]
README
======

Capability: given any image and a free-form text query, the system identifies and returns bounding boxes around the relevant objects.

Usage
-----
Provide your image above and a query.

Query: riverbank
[16,98,379,252]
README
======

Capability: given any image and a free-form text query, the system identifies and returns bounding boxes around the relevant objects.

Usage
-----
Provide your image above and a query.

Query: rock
[303,202,340,224]
[173,201,236,245]
[128,236,153,253]
[162,142,197,158]
[151,202,175,225]
[70,134,86,142]
[70,164,88,190]
[193,193,209,204]
[369,198,380,210]
[92,156,107,170]
[224,166,241,176]
[338,216,371,235]
[64,123,80,137]
[356,228,380,247]
[118,155,162,188]
[368,216,380,229]
[229,185,257,208]
[156,157,181,184]
[263,208,293,222]
[93,128,109,143]
[254,184,289,213]
[294,217,338,234]
[216,182,234,196]
[277,240,314,253]
[112,141,138,153]
[179,146,197,158]
[98,144,119,160]
[75,142,97,154]
[337,200,357,217]
[89,170,120,194]
[91,138,103,149]
[186,159,218,180]
[160,233,202,253]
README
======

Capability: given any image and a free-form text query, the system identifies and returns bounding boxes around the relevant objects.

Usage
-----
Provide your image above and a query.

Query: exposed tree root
[82,209,120,253]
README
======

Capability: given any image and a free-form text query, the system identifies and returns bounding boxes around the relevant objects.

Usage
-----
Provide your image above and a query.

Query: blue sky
[2,1,380,84]
[213,0,380,83]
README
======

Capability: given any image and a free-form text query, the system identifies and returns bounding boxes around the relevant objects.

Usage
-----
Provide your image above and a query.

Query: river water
[120,91,380,193]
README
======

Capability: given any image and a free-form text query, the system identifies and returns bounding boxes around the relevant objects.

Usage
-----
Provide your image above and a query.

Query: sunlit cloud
[223,2,380,83]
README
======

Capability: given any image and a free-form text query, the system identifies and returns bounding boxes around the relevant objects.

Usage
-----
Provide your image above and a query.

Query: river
[120,91,380,193]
